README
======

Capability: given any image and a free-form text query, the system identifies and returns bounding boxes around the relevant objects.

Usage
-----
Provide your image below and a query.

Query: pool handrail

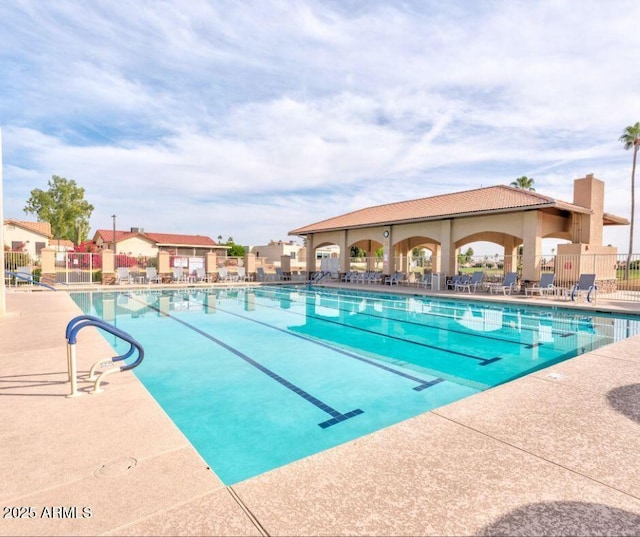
[4,270,56,291]
[65,315,144,397]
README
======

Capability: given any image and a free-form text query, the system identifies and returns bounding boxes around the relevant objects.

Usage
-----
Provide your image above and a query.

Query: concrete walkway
[2,288,640,536]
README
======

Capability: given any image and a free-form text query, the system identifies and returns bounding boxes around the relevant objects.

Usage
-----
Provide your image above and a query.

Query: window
[36,242,46,254]
[11,241,22,251]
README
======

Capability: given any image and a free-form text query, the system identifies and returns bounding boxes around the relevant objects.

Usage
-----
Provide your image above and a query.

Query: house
[92,228,229,258]
[3,219,53,259]
[250,240,304,266]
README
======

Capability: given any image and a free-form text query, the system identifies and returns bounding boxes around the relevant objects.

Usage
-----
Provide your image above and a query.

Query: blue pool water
[70,286,640,484]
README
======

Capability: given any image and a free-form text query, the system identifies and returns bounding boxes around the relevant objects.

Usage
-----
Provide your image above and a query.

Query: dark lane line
[135,298,364,429]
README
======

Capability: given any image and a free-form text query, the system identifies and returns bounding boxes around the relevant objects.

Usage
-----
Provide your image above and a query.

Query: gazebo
[289,174,628,284]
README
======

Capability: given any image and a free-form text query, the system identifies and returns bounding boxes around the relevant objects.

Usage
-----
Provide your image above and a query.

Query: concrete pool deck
[2,287,640,536]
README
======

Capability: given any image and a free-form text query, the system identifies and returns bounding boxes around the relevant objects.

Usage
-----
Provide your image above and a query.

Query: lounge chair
[570,274,597,303]
[14,266,33,285]
[172,267,187,284]
[195,267,212,283]
[116,267,133,284]
[341,271,355,282]
[456,271,484,293]
[236,267,252,282]
[525,273,556,297]
[446,274,465,290]
[352,271,368,284]
[488,272,519,295]
[367,272,383,284]
[416,273,431,288]
[275,267,291,281]
[384,272,403,285]
[145,267,162,284]
[217,267,229,283]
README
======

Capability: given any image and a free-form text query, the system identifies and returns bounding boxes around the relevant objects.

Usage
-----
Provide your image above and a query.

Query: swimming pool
[70,286,640,484]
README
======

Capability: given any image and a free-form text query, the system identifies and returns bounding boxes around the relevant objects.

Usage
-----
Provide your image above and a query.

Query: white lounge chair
[172,267,187,283]
[14,266,33,285]
[525,273,556,297]
[116,267,133,284]
[488,272,519,295]
[145,267,162,284]
[217,267,229,283]
[416,273,431,288]
[195,267,212,283]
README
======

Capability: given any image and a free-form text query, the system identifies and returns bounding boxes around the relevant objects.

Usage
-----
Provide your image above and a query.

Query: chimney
[572,173,604,245]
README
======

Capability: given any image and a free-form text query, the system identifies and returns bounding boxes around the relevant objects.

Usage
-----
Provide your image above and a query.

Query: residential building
[92,228,228,257]
[3,220,52,259]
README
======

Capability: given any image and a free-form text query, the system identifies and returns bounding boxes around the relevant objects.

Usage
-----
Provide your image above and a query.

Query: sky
[1,0,640,255]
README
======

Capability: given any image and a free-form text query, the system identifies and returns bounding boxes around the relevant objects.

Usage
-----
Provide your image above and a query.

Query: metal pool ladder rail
[65,315,144,398]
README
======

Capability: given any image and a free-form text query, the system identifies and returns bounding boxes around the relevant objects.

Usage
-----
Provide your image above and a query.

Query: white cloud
[2,0,640,253]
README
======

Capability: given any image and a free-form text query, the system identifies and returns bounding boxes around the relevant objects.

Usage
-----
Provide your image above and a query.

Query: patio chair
[341,271,354,282]
[384,272,403,285]
[352,271,367,284]
[488,272,519,295]
[525,273,556,297]
[145,267,162,284]
[217,267,229,283]
[367,272,383,284]
[446,274,464,290]
[570,274,597,303]
[14,266,33,285]
[171,267,187,284]
[455,271,485,293]
[416,273,431,288]
[236,267,250,282]
[116,267,133,285]
[195,267,212,283]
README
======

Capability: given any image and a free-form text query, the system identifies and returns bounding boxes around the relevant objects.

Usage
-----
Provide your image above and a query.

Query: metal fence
[55,252,101,284]
[344,253,640,302]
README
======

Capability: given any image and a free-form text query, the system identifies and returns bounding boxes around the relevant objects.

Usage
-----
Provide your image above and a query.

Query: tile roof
[145,232,219,247]
[4,219,53,238]
[289,185,606,235]
[52,239,75,248]
[93,229,223,247]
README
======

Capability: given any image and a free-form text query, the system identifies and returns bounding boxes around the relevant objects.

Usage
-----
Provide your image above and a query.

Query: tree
[24,175,94,244]
[510,176,536,191]
[350,246,366,257]
[227,243,245,257]
[619,122,640,280]
[457,247,474,266]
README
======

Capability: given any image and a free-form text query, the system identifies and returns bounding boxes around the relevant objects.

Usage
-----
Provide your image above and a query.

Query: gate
[55,252,98,284]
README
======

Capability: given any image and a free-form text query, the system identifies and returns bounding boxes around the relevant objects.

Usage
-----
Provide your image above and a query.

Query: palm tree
[510,176,536,190]
[620,122,640,281]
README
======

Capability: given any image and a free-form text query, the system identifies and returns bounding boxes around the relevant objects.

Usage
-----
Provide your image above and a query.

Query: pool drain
[94,457,137,478]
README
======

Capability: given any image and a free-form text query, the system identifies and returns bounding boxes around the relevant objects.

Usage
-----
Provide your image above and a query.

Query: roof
[4,219,53,238]
[289,185,628,235]
[51,239,75,248]
[93,229,225,248]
